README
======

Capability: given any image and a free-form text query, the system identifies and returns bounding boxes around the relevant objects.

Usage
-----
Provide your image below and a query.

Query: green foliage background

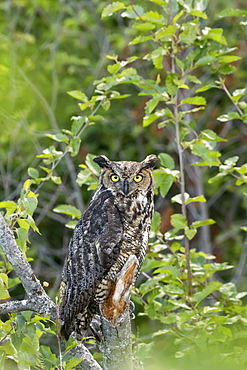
[1,0,247,369]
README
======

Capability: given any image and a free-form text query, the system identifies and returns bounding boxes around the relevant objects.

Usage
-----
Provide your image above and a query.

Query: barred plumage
[60,155,158,340]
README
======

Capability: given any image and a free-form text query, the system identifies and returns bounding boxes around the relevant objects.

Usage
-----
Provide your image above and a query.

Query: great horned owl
[60,154,158,340]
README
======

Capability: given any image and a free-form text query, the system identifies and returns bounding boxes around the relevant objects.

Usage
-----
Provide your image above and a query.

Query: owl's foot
[89,315,103,342]
[129,300,135,320]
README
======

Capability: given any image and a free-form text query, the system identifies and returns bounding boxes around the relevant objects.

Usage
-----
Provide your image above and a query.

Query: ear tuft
[93,155,112,169]
[141,154,159,170]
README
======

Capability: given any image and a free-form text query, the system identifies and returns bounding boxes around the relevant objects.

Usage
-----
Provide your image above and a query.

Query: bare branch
[0,214,56,318]
[70,341,103,370]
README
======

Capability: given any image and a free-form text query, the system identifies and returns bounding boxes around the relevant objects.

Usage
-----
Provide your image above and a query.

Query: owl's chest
[115,196,153,238]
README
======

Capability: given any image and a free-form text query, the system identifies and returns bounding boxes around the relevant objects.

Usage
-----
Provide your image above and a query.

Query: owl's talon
[89,315,103,342]
[129,300,135,312]
[129,300,135,320]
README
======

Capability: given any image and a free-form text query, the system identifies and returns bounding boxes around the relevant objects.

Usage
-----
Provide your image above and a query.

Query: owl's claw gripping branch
[101,255,138,326]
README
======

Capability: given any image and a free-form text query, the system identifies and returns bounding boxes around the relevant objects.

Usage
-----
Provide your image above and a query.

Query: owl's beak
[123,179,129,195]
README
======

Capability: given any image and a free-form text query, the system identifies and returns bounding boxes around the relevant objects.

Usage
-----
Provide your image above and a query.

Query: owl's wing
[60,190,123,338]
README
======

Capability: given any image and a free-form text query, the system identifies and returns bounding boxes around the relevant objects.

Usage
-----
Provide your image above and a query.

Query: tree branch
[0,214,57,318]
[99,315,134,370]
[70,341,103,370]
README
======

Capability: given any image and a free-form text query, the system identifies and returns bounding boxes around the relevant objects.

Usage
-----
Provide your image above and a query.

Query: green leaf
[185,227,197,240]
[71,116,86,135]
[65,357,83,370]
[46,133,69,143]
[143,10,164,23]
[143,113,160,127]
[23,193,38,217]
[36,146,63,164]
[65,220,78,229]
[189,10,207,19]
[170,214,187,230]
[155,25,177,41]
[16,227,29,252]
[21,336,39,355]
[0,201,17,214]
[218,55,242,64]
[67,90,88,101]
[186,195,206,204]
[150,211,161,234]
[101,2,125,18]
[40,345,58,366]
[187,75,201,85]
[0,274,10,299]
[129,35,153,45]
[53,205,81,219]
[77,168,96,187]
[158,153,175,170]
[208,172,227,183]
[181,96,206,105]
[195,56,216,67]
[180,23,198,44]
[204,28,227,45]
[224,156,239,166]
[196,84,216,93]
[144,47,166,69]
[145,97,161,114]
[219,64,236,75]
[51,176,62,184]
[0,340,16,355]
[166,73,179,96]
[28,167,39,179]
[200,129,227,142]
[191,219,215,228]
[8,277,21,289]
[218,8,247,18]
[153,171,174,197]
[68,137,81,157]
[163,283,184,295]
[102,100,111,111]
[192,281,222,304]
[232,88,246,102]
[121,5,144,19]
[85,153,101,176]
[217,112,241,122]
[107,63,121,75]
[171,193,190,204]
[173,10,184,24]
[17,219,30,230]
[133,22,156,31]
[65,338,78,351]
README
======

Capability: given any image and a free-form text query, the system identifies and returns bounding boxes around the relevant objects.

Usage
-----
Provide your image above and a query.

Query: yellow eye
[133,174,143,183]
[110,174,120,182]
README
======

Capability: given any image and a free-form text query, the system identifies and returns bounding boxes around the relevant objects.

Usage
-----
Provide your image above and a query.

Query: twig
[173,90,193,294]
[220,77,243,116]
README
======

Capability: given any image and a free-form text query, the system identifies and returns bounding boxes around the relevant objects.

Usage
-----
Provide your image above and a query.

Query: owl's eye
[110,174,120,182]
[133,174,143,183]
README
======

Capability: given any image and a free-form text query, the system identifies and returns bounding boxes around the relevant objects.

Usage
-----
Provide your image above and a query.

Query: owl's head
[93,155,158,197]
